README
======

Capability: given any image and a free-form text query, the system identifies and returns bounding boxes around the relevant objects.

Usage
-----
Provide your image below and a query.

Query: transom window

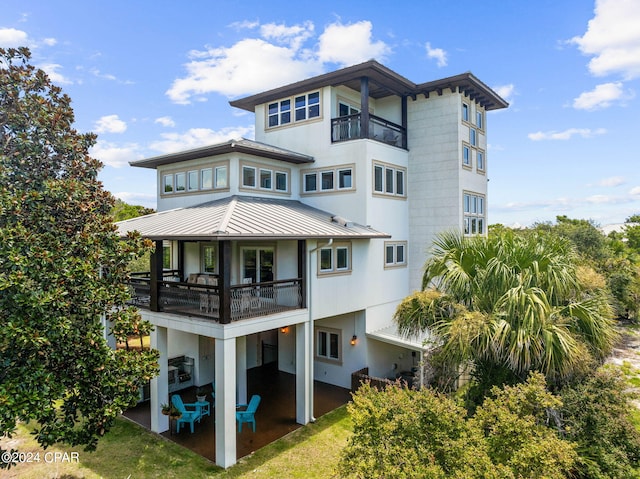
[463,192,485,236]
[302,164,355,194]
[373,161,406,198]
[268,91,320,128]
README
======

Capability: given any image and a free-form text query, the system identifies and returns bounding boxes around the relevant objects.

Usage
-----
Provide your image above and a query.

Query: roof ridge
[216,196,238,234]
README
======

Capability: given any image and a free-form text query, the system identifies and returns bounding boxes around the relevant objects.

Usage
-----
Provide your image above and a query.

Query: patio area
[123,364,352,462]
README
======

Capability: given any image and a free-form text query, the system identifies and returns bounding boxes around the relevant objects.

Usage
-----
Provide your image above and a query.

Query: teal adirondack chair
[171,394,202,433]
[236,395,261,432]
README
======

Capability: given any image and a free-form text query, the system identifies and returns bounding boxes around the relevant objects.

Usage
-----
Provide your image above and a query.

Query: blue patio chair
[236,394,261,432]
[171,394,202,433]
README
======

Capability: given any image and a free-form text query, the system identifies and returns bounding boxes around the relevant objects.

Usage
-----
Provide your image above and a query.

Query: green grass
[1,406,352,479]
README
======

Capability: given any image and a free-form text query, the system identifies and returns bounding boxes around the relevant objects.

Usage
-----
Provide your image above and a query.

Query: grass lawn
[0,406,351,479]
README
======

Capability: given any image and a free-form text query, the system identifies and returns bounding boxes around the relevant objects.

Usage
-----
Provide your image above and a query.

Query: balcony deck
[331,113,407,149]
[128,276,303,322]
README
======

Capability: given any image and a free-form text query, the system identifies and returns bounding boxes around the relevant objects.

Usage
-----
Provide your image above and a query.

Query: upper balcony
[331,113,407,149]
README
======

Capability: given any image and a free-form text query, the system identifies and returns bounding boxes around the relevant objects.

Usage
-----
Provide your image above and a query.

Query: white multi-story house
[116,60,507,468]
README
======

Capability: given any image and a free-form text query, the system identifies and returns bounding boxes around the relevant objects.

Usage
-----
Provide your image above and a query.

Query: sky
[1,0,639,228]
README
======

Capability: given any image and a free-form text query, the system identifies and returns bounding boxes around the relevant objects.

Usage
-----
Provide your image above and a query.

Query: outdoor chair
[236,394,261,432]
[171,394,202,433]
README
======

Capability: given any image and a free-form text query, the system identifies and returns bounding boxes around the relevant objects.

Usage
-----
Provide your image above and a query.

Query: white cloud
[42,38,57,47]
[572,82,634,110]
[94,114,127,134]
[528,127,607,141]
[155,116,176,128]
[492,84,515,104]
[38,63,72,85]
[90,140,142,168]
[425,42,447,67]
[630,186,640,196]
[166,20,391,103]
[317,21,391,66]
[148,126,255,154]
[597,176,625,187]
[570,0,640,79]
[0,28,28,47]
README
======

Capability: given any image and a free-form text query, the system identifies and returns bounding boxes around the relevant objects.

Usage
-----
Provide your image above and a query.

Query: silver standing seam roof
[116,195,390,241]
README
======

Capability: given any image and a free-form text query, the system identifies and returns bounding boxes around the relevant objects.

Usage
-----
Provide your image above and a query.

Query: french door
[241,247,274,284]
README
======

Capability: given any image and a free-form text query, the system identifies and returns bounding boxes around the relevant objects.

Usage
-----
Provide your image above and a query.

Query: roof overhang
[416,72,509,111]
[116,195,390,241]
[367,325,435,352]
[130,138,314,169]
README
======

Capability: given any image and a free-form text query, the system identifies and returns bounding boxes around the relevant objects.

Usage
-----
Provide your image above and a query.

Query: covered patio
[124,365,351,462]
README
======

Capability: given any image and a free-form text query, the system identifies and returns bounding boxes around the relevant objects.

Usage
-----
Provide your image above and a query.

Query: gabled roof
[116,195,390,241]
[230,59,508,112]
[130,138,314,169]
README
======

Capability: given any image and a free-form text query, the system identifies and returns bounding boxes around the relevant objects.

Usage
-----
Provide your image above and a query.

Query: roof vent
[331,215,353,227]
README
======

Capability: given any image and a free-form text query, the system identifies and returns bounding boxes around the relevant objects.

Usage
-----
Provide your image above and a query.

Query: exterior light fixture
[280,326,289,334]
[350,334,357,346]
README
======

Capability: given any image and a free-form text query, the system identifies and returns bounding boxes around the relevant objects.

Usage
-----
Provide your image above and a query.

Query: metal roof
[367,325,435,352]
[116,195,390,241]
[230,60,508,112]
[130,138,314,169]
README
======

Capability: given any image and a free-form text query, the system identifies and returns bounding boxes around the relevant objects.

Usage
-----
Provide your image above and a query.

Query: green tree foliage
[338,374,576,479]
[394,231,616,398]
[561,368,640,479]
[0,48,158,463]
[111,199,154,222]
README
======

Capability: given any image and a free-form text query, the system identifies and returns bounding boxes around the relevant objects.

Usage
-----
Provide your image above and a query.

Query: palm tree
[395,230,616,391]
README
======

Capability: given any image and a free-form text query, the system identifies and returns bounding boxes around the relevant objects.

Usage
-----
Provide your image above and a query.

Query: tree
[111,199,154,222]
[0,48,158,463]
[394,231,616,399]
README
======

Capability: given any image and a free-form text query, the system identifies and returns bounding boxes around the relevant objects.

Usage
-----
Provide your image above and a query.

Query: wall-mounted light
[280,326,289,334]
[350,334,357,346]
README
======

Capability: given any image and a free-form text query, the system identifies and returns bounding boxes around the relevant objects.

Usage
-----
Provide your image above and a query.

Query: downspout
[307,238,333,422]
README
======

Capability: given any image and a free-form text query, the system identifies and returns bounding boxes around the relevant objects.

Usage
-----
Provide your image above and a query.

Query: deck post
[298,240,306,308]
[218,240,231,324]
[360,76,370,139]
[149,239,163,312]
[150,326,169,433]
[215,336,237,468]
[236,336,247,405]
[295,321,311,424]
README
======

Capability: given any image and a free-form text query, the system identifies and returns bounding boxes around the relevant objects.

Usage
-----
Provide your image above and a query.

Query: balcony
[127,273,303,323]
[331,113,407,149]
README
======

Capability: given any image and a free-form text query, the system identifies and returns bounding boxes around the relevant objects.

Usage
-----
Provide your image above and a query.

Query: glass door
[241,247,274,284]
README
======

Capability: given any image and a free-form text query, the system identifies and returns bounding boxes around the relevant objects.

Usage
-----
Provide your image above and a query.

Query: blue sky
[1,0,639,227]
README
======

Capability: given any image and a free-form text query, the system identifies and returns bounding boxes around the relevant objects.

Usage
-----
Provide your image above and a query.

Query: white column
[296,322,311,424]
[236,336,247,405]
[150,326,169,433]
[215,337,237,469]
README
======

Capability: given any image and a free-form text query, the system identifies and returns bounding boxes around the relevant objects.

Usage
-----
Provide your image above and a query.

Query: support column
[149,240,163,312]
[218,240,231,324]
[215,337,237,468]
[236,336,247,405]
[360,76,370,139]
[150,326,169,433]
[295,322,311,424]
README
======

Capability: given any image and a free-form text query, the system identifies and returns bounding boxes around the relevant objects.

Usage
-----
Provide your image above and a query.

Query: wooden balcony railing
[127,276,303,323]
[331,113,407,149]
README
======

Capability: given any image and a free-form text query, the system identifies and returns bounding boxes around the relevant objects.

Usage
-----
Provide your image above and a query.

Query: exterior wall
[366,339,417,381]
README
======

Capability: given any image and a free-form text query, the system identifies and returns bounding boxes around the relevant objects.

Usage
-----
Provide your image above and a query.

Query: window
[215,165,227,188]
[477,150,485,171]
[260,169,272,189]
[463,145,471,167]
[268,91,320,128]
[384,241,407,268]
[201,168,213,189]
[275,171,287,192]
[470,128,477,147]
[163,174,173,193]
[338,169,352,189]
[188,171,198,191]
[373,161,406,197]
[462,103,469,122]
[476,110,483,129]
[242,166,256,188]
[321,171,334,190]
[295,92,320,121]
[302,164,354,194]
[175,172,186,192]
[163,242,172,269]
[317,242,351,275]
[463,192,486,236]
[202,243,217,273]
[316,328,341,362]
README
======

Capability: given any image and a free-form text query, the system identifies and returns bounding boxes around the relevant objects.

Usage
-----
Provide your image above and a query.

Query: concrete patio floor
[123,364,352,462]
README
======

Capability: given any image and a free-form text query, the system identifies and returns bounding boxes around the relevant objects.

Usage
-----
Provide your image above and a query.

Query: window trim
[317,241,352,276]
[315,327,342,364]
[477,149,485,173]
[372,160,406,199]
[266,90,321,129]
[463,192,486,236]
[240,161,291,195]
[160,160,230,196]
[384,241,408,269]
[302,164,355,195]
